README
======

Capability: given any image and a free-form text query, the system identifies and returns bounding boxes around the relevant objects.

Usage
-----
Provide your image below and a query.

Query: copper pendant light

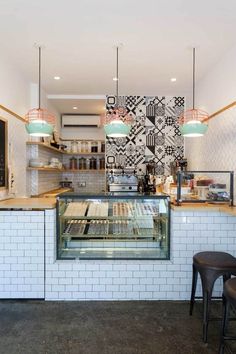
[25,46,55,137]
[179,48,209,137]
[101,46,133,138]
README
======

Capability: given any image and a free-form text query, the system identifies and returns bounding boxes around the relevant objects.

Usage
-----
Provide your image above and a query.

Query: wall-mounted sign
[0,117,7,189]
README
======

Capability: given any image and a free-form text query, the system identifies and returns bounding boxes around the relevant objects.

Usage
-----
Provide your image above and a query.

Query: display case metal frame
[56,193,171,261]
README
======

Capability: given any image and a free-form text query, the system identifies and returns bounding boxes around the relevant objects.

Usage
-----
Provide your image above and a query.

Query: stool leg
[219,297,230,354]
[190,263,198,316]
[203,288,213,343]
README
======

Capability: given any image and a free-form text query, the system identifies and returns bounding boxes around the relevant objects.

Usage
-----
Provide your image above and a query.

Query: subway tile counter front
[0,199,236,300]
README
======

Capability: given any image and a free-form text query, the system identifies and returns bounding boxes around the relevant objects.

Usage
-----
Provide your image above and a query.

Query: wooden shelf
[26,142,63,153]
[26,142,105,155]
[27,167,105,173]
[64,169,105,173]
[27,167,64,172]
[63,152,105,155]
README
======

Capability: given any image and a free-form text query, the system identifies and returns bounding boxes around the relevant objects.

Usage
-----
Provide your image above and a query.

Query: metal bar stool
[190,251,236,343]
[219,278,236,354]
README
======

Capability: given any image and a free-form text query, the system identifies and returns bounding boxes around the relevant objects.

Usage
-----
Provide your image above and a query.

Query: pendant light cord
[192,47,195,110]
[116,46,119,108]
[38,46,41,109]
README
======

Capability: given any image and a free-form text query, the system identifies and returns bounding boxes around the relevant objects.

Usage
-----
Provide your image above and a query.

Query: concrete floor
[0,300,235,354]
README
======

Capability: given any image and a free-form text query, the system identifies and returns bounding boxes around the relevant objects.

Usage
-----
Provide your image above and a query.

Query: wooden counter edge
[171,203,236,216]
[0,198,56,210]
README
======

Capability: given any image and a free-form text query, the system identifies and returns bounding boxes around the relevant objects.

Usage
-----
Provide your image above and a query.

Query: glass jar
[91,141,98,153]
[99,157,105,170]
[77,141,81,153]
[78,157,86,170]
[71,141,78,153]
[69,157,77,170]
[89,157,97,170]
[84,142,89,153]
[80,141,85,153]
[101,142,105,153]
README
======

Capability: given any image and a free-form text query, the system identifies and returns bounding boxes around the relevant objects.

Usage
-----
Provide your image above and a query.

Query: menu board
[0,118,7,188]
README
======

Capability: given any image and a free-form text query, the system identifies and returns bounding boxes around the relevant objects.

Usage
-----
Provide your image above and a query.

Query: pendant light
[179,48,208,137]
[101,46,133,138]
[25,46,55,137]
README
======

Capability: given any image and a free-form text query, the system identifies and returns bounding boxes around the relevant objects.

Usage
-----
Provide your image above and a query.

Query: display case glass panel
[176,171,234,206]
[57,193,170,260]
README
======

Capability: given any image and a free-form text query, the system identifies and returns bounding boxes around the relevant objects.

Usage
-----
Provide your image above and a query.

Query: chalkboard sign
[0,118,7,189]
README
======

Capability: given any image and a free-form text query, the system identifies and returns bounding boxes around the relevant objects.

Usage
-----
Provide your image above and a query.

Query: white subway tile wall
[0,211,45,298]
[27,145,106,195]
[45,209,236,301]
[2,208,236,300]
[62,171,105,193]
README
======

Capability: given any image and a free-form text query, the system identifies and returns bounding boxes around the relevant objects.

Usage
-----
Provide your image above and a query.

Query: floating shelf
[27,167,64,172]
[26,142,63,153]
[26,142,105,155]
[64,169,105,173]
[27,167,105,173]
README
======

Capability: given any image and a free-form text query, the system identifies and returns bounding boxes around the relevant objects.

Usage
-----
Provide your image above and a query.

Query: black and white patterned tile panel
[106,95,185,175]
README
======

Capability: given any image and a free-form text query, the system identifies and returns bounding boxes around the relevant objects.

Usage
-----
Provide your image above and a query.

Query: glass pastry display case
[56,193,170,260]
[175,171,234,206]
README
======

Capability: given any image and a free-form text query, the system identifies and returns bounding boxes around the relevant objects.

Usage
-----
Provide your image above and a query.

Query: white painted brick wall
[0,211,45,299]
[44,209,236,301]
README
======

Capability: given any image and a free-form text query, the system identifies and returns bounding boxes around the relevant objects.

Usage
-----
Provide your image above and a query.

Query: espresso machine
[107,167,138,192]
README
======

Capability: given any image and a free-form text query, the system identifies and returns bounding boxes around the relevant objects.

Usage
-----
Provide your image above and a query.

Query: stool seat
[190,251,236,343]
[224,278,236,309]
[194,252,236,271]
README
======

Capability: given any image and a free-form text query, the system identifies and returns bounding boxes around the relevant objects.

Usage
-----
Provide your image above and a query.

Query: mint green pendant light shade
[180,121,208,137]
[25,46,55,137]
[104,120,131,138]
[25,120,54,137]
[179,48,209,137]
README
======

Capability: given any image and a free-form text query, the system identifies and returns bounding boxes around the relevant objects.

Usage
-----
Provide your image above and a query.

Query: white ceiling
[1,0,236,112]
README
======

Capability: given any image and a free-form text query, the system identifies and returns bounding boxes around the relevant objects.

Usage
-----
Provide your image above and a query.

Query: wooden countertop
[0,198,56,210]
[171,203,236,216]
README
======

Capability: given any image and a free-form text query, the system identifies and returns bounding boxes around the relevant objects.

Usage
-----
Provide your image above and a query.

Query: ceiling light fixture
[101,46,133,138]
[25,46,55,137]
[171,78,177,82]
[73,106,78,110]
[179,48,208,137]
[54,76,61,80]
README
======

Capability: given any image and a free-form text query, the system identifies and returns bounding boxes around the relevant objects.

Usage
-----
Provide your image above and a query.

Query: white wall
[185,43,236,201]
[60,126,105,141]
[0,55,60,198]
[0,55,30,198]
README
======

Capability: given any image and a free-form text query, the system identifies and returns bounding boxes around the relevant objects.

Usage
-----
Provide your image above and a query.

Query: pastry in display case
[175,171,234,206]
[56,193,170,260]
